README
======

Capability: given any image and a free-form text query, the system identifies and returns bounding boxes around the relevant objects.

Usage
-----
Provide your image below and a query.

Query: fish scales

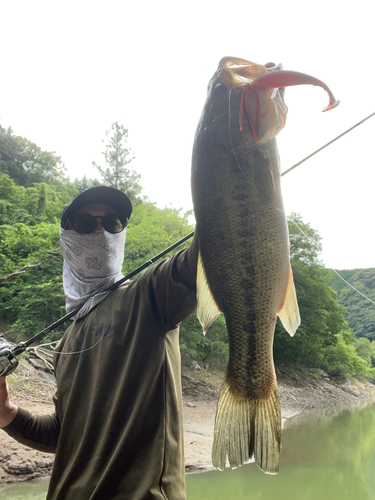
[191,58,302,474]
[193,91,290,401]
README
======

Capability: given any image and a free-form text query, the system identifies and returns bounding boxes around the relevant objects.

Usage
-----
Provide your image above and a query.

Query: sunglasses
[70,213,127,234]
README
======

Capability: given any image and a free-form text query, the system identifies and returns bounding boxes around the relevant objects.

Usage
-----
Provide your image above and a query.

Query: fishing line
[289,216,313,241]
[289,215,375,307]
[230,99,375,302]
[330,270,375,306]
[38,337,106,356]
[281,111,375,177]
[26,314,108,358]
[284,110,375,306]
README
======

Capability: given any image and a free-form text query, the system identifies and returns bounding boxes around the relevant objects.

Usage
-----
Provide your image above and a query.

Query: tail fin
[212,380,281,474]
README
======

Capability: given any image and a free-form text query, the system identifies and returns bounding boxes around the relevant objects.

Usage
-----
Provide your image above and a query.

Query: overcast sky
[1,1,374,270]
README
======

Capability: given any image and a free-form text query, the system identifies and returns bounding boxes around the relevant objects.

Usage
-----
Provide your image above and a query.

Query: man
[0,186,198,500]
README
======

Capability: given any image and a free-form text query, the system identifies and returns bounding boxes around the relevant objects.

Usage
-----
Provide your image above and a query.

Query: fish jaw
[203,60,288,146]
[216,56,268,87]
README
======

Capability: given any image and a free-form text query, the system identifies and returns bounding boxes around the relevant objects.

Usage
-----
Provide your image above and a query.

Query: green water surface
[1,399,375,499]
[187,400,375,500]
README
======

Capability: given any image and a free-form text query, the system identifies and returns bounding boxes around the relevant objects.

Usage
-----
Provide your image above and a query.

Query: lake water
[1,399,375,499]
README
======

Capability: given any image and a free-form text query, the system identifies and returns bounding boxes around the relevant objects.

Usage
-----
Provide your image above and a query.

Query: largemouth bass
[191,57,339,474]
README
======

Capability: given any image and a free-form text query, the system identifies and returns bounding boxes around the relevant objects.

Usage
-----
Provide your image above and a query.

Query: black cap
[61,186,132,229]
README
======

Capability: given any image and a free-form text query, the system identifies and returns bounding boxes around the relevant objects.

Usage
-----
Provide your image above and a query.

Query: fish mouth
[219,56,268,79]
[209,57,287,143]
[213,57,286,106]
[216,57,267,89]
[208,56,339,143]
[215,56,339,113]
[217,57,282,88]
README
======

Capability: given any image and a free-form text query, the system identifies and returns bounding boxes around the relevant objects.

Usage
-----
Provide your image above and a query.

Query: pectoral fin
[277,265,300,336]
[197,251,221,335]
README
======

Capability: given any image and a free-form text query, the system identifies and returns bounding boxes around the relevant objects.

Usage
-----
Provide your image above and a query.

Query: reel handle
[0,346,19,377]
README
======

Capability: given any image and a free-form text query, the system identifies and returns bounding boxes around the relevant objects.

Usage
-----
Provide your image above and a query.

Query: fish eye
[213,83,227,94]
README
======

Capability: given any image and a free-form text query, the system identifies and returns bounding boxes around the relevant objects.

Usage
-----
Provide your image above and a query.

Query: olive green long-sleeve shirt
[4,236,198,500]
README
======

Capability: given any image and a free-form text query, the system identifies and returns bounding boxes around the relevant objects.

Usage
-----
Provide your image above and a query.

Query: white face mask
[59,228,127,320]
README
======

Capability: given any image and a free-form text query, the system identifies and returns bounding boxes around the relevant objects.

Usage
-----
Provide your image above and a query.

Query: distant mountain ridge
[330,268,375,341]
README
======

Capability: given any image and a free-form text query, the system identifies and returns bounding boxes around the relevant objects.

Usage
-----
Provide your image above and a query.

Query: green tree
[0,124,66,186]
[355,337,374,366]
[1,252,67,343]
[329,269,360,295]
[288,213,323,265]
[93,122,142,201]
[0,222,60,275]
[73,175,101,194]
[0,173,77,226]
[321,334,369,376]
[0,221,65,342]
[180,313,228,368]
[123,202,194,273]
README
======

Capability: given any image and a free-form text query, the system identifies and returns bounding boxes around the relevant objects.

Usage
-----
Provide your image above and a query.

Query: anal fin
[278,264,300,336]
[197,250,221,335]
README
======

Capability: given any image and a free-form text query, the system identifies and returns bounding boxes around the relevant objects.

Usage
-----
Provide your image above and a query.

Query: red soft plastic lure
[240,70,340,143]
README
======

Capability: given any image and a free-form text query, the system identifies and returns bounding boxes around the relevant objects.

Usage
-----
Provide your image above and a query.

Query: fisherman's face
[68,204,118,233]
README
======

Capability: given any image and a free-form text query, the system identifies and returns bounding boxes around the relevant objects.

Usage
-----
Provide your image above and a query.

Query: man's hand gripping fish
[191,57,339,474]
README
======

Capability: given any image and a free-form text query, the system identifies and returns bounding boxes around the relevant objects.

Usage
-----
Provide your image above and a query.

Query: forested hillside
[330,268,375,365]
[1,122,374,379]
[0,122,194,341]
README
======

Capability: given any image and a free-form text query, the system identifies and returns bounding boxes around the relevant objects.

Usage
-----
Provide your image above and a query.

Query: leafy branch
[0,261,41,282]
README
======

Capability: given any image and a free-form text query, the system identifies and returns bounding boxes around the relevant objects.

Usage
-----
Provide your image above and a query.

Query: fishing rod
[0,230,195,377]
[2,112,374,378]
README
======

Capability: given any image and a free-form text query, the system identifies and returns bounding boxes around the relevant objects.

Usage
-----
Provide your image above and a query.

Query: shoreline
[182,367,375,473]
[183,397,300,474]
[1,363,375,484]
